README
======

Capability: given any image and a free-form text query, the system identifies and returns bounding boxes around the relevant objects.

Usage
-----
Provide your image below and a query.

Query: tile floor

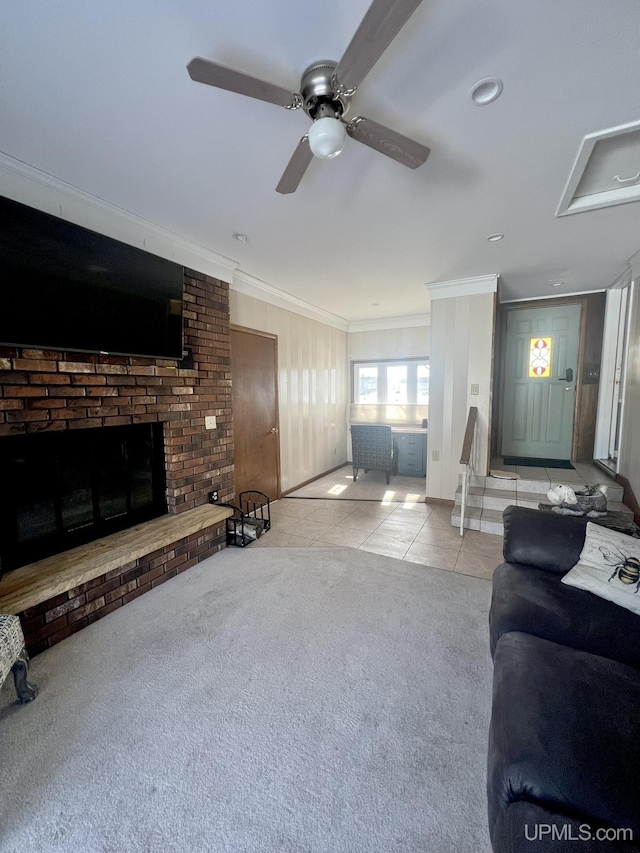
[287,465,426,502]
[490,457,620,487]
[253,497,502,580]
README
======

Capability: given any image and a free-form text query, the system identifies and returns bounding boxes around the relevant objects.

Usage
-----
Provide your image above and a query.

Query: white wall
[348,324,430,428]
[427,291,496,500]
[349,326,429,360]
[229,290,349,494]
[618,277,640,501]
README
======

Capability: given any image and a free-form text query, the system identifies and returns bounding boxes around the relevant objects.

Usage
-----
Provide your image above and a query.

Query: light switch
[205,415,217,430]
[471,384,479,395]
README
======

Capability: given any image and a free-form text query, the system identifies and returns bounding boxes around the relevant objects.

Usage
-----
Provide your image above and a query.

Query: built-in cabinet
[394,430,427,477]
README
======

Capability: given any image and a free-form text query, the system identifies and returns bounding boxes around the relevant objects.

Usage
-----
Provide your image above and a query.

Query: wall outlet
[205,415,217,430]
[209,490,219,503]
[432,450,440,461]
[470,384,479,395]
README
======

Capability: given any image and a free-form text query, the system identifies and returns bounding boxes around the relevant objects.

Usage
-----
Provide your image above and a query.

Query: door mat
[489,469,520,480]
[503,457,574,470]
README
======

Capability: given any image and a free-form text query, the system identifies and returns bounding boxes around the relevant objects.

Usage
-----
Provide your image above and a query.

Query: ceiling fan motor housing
[300,61,351,120]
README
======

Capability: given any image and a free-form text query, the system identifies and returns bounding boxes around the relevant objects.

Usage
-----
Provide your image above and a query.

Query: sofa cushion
[488,632,640,848]
[562,522,640,616]
[503,505,588,575]
[489,561,640,669]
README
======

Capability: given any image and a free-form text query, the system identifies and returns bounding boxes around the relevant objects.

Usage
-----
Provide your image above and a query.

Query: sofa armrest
[502,505,588,574]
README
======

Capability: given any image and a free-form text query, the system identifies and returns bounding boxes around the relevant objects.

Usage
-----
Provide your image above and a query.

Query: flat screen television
[0,195,184,359]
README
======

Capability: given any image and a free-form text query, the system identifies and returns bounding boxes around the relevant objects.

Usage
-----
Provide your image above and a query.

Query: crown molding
[0,152,353,331]
[629,247,640,279]
[0,151,238,283]
[426,274,498,300]
[607,266,633,291]
[231,271,349,331]
[501,288,607,303]
[348,314,431,332]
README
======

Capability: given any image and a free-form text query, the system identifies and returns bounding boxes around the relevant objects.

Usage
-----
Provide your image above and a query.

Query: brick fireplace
[0,268,234,653]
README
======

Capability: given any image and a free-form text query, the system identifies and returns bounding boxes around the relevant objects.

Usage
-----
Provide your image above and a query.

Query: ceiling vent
[557,120,640,216]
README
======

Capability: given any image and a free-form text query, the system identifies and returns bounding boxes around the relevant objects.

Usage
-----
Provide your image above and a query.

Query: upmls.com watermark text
[525,824,633,843]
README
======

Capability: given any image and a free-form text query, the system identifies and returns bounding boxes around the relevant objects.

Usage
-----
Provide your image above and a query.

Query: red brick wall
[20,522,226,656]
[0,267,234,510]
[0,266,235,652]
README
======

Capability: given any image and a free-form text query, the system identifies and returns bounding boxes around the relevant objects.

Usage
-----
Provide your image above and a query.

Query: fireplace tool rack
[220,491,271,547]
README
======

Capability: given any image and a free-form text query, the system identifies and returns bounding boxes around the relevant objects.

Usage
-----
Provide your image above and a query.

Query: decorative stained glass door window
[529,337,552,378]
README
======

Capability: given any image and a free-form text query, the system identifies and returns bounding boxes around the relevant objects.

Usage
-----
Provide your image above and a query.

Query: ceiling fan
[187,0,430,194]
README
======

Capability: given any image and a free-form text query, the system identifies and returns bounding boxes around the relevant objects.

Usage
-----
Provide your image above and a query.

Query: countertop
[350,424,428,434]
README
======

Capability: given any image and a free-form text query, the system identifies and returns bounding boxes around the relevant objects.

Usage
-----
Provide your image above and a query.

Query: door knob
[270,427,279,435]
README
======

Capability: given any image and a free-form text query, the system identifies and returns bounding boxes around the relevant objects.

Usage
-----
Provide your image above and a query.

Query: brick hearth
[0,267,234,653]
[17,519,227,656]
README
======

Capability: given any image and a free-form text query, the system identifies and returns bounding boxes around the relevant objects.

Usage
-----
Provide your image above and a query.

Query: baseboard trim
[281,462,349,497]
[615,474,640,525]
[425,498,455,507]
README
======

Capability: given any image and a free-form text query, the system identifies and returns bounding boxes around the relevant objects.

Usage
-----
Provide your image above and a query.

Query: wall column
[426,275,497,500]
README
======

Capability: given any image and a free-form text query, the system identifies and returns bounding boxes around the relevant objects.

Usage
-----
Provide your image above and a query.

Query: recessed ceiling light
[487,233,504,242]
[471,77,504,106]
[550,280,563,287]
[233,232,249,243]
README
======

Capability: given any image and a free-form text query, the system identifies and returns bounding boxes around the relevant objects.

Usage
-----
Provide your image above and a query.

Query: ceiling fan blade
[276,136,313,194]
[346,116,430,169]
[187,58,300,109]
[335,0,423,92]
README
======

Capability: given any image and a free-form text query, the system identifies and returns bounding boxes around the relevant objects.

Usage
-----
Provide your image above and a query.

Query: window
[353,359,429,404]
[356,365,378,403]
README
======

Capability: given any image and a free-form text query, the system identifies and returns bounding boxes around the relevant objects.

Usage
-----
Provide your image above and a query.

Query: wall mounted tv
[0,195,184,359]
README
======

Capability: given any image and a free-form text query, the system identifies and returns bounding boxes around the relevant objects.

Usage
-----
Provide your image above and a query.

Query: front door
[230,326,280,501]
[501,303,581,460]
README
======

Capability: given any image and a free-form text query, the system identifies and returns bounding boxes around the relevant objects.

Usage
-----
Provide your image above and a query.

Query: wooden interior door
[230,326,280,501]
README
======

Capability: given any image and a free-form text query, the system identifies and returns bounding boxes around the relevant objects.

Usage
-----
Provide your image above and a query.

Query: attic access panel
[557,120,640,216]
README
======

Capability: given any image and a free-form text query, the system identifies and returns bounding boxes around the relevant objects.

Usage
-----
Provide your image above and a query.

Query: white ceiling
[1,0,639,322]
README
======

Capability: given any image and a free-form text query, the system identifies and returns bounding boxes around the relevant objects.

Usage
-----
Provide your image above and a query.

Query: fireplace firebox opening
[0,422,167,573]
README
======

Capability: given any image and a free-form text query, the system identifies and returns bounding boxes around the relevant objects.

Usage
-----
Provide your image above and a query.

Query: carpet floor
[0,547,492,853]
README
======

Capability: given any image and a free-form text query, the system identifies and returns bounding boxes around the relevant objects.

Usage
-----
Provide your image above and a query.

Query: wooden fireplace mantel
[0,504,233,615]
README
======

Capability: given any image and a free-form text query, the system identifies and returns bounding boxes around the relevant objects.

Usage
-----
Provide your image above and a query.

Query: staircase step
[451,503,481,531]
[460,472,624,502]
[609,501,634,518]
[483,488,520,510]
[452,497,634,535]
[478,509,504,534]
[513,492,549,509]
[452,503,504,534]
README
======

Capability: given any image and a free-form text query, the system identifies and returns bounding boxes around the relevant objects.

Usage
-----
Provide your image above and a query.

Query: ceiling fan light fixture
[188,0,432,192]
[308,116,347,159]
